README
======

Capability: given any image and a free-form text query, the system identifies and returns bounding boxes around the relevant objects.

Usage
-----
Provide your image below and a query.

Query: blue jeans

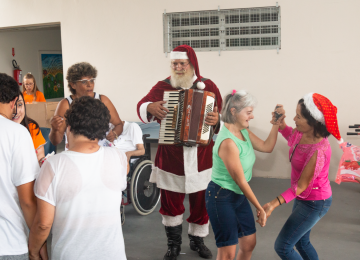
[275,196,332,260]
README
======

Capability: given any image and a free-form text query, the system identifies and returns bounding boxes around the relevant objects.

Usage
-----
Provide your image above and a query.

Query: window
[163,6,281,52]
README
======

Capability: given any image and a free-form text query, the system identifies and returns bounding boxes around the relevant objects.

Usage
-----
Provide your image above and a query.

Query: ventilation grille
[164,7,281,52]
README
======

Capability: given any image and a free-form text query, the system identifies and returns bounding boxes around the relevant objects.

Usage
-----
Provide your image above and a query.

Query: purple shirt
[279,126,332,203]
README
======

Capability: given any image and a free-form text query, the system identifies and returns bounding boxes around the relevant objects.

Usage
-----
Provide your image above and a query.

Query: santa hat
[170,45,205,90]
[303,93,343,143]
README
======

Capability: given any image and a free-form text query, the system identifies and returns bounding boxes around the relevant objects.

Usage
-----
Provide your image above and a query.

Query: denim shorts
[205,181,256,248]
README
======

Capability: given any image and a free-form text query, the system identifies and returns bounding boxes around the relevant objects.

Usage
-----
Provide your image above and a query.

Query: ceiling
[0,23,60,33]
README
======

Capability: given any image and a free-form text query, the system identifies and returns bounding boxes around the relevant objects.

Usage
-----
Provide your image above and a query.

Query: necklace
[0,112,9,119]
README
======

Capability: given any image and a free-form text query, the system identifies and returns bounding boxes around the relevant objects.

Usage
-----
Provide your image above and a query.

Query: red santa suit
[137,75,222,237]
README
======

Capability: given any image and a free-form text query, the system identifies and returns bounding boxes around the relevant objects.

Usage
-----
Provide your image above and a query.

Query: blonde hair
[22,73,39,99]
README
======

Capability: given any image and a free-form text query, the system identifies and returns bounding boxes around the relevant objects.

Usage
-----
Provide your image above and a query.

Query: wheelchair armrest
[138,134,152,160]
[130,155,143,159]
[142,134,150,143]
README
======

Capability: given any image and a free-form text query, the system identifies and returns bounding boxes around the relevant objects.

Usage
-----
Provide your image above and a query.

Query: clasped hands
[147,101,219,125]
[270,104,286,126]
[256,200,278,228]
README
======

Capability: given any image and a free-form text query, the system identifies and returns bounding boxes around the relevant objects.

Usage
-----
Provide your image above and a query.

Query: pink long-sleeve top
[279,126,332,203]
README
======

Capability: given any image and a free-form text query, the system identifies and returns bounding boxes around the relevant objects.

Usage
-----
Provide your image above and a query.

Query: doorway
[0,22,64,101]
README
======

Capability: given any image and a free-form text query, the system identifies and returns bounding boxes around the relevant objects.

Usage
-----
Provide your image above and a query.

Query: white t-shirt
[34,146,127,260]
[113,121,143,153]
[0,115,40,256]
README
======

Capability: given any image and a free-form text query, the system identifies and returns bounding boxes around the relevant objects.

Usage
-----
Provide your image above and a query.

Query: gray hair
[221,90,257,124]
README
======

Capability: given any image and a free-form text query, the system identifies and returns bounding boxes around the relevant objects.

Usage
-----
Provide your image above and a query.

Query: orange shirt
[23,91,46,104]
[28,122,46,150]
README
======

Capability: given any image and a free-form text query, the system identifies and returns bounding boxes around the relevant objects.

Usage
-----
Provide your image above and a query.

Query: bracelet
[276,196,282,205]
[112,129,118,139]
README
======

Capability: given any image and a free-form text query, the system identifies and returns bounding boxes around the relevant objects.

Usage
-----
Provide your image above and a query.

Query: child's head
[22,73,39,94]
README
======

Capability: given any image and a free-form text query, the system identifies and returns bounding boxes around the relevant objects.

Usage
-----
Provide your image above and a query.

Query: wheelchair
[121,134,161,224]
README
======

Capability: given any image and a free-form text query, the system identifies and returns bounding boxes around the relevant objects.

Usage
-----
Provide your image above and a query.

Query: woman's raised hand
[270,104,286,126]
[50,116,65,131]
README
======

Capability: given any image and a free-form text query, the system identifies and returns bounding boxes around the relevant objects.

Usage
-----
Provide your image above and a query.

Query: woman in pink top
[262,93,342,260]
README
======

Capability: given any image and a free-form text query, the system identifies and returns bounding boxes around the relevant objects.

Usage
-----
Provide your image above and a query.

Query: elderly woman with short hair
[206,90,283,260]
[49,62,123,147]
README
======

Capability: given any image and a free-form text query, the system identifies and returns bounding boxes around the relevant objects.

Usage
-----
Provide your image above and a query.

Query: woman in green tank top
[205,90,284,260]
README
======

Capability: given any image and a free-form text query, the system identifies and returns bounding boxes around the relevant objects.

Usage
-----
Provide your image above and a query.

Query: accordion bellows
[160,89,216,146]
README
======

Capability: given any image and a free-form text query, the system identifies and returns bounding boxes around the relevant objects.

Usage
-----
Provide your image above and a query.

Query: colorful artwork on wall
[40,52,64,99]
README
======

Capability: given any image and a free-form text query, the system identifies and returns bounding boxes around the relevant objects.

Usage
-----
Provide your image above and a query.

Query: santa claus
[137,45,222,260]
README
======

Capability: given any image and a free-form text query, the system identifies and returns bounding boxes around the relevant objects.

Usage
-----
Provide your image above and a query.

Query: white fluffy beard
[170,67,195,89]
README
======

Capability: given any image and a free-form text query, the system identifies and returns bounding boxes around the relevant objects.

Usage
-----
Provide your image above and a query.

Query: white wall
[1,0,360,180]
[0,29,62,95]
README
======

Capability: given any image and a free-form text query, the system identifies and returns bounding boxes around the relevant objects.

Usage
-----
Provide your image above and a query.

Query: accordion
[159,89,216,146]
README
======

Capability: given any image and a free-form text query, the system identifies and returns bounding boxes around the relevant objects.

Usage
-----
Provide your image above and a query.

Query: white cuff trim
[303,93,325,124]
[337,138,344,144]
[170,51,188,59]
[139,102,155,123]
[150,165,185,193]
[162,214,183,227]
[150,165,212,194]
[188,222,209,237]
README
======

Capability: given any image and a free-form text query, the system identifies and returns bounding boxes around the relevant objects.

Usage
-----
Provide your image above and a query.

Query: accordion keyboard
[159,91,180,144]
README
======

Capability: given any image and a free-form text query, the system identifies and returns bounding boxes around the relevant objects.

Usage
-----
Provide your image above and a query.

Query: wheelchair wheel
[130,159,160,215]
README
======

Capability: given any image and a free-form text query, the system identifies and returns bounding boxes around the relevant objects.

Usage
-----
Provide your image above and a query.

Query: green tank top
[212,126,256,194]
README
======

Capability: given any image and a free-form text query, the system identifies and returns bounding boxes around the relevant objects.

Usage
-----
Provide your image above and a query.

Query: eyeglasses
[170,62,190,69]
[74,78,96,86]
[24,83,34,86]
[289,144,298,162]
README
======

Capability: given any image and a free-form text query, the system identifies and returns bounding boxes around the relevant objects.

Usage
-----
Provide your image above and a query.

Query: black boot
[163,224,182,260]
[189,234,212,259]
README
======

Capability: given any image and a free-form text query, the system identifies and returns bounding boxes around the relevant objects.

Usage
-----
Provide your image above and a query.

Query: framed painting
[39,51,64,99]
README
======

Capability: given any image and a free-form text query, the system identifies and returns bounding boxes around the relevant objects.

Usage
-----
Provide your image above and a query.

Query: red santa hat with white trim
[170,45,206,90]
[303,93,343,143]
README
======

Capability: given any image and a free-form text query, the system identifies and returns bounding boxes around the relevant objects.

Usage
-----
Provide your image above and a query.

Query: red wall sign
[12,48,15,57]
